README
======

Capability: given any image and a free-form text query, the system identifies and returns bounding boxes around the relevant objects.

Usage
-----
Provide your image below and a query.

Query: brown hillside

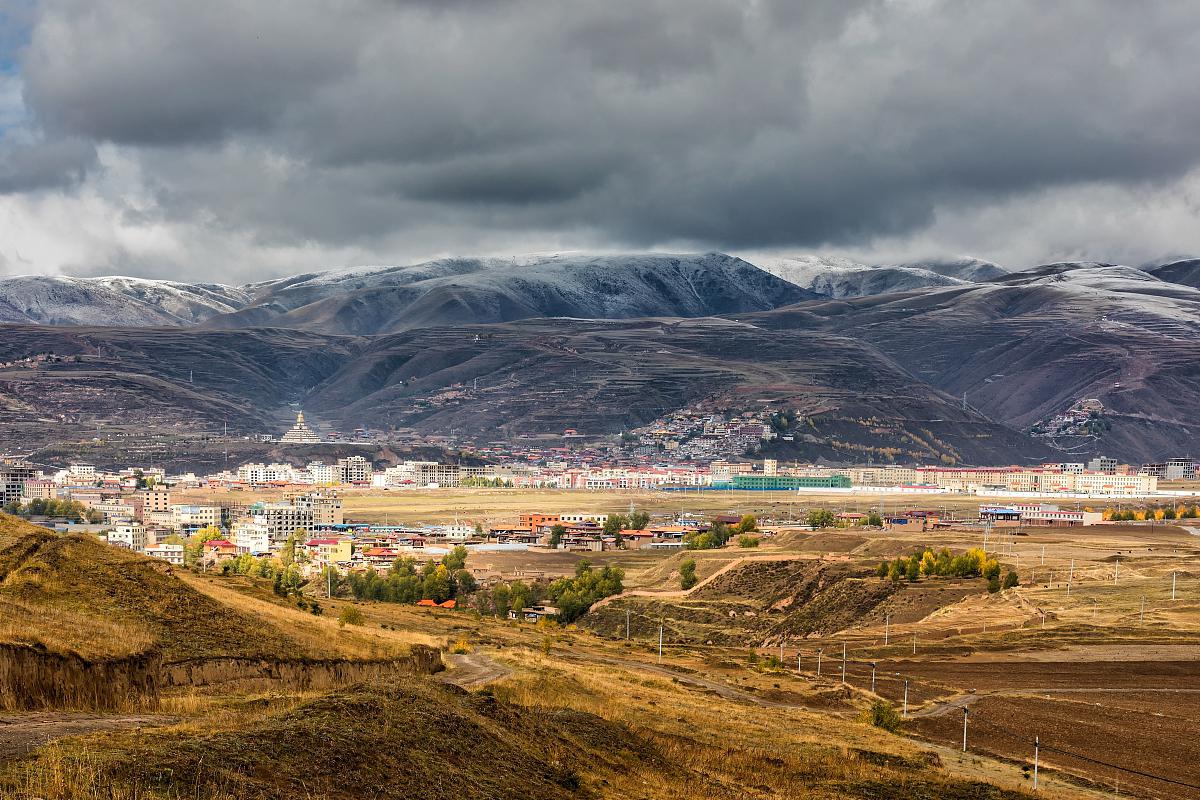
[0,514,308,661]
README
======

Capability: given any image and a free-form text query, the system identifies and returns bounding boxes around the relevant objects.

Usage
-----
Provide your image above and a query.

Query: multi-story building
[170,504,222,531]
[0,462,36,507]
[249,501,314,546]
[20,479,56,501]
[292,492,343,525]
[337,456,372,484]
[237,463,297,484]
[107,524,147,552]
[306,461,339,484]
[138,487,171,516]
[232,519,272,555]
[144,543,184,565]
[1087,456,1119,474]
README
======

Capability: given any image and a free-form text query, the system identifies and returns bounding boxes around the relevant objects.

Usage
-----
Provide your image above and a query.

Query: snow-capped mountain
[203,252,820,334]
[744,254,996,298]
[0,275,252,326]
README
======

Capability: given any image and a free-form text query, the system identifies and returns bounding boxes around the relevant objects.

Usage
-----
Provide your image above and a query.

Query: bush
[338,606,365,627]
[876,561,889,579]
[1002,570,1019,590]
[737,534,760,548]
[450,637,473,654]
[987,576,1001,593]
[679,558,698,590]
[864,700,902,732]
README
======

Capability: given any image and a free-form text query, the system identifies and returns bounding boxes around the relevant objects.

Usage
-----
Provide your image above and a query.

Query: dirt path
[436,653,513,689]
[589,553,806,611]
[0,713,176,764]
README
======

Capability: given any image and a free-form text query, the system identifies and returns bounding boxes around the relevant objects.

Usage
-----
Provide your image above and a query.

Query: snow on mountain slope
[746,254,972,298]
[204,252,819,334]
[1149,258,1200,289]
[0,276,252,326]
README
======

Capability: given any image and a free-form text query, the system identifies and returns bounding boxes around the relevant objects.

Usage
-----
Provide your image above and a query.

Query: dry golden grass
[0,597,155,660]
[177,572,441,657]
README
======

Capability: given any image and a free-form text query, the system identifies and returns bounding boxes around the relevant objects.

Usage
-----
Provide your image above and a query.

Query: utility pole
[841,642,846,685]
[1041,545,1045,565]
[1068,558,1074,583]
[1033,735,1040,791]
[870,662,877,693]
[626,608,630,639]
[1172,571,1177,601]
[816,648,823,677]
[797,652,802,673]
[962,707,969,752]
[912,632,917,655]
[903,679,909,717]
[1115,557,1119,583]
[658,620,663,663]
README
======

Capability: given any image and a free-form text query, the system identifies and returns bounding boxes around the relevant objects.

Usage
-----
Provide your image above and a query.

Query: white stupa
[280,411,322,444]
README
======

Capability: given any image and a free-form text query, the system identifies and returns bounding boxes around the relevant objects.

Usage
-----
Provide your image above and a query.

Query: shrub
[987,576,1001,593]
[864,700,902,732]
[450,637,473,654]
[338,606,365,627]
[679,558,698,590]
[737,534,760,548]
[877,561,890,579]
[1002,570,1020,590]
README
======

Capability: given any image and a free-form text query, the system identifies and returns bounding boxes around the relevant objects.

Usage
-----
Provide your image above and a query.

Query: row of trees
[342,546,476,604]
[878,547,1018,593]
[685,514,757,550]
[545,559,625,622]
[2,498,103,523]
[459,476,515,488]
[1107,506,1200,521]
[806,509,882,528]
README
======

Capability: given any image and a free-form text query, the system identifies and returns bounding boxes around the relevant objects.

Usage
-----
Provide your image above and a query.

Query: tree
[1002,570,1020,590]
[864,700,902,733]
[738,534,760,548]
[546,560,624,622]
[548,524,566,548]
[338,606,365,627]
[629,510,650,530]
[876,561,890,579]
[679,558,698,590]
[442,545,468,571]
[454,569,477,595]
[806,509,836,529]
[1163,506,1178,520]
[734,514,757,534]
[602,514,628,538]
[905,557,920,582]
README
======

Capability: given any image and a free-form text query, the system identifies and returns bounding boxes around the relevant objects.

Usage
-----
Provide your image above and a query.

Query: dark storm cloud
[0,135,94,193]
[9,0,1200,277]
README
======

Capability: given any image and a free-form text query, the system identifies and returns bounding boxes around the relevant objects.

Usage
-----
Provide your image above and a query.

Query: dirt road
[437,653,513,689]
[0,713,176,764]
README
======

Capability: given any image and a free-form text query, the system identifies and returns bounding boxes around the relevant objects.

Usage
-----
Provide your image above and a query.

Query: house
[203,539,239,561]
[145,543,184,565]
[508,604,560,622]
[619,529,656,549]
[305,538,353,566]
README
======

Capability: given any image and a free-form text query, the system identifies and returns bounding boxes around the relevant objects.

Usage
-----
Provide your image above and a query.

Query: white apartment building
[108,524,147,552]
[236,463,297,484]
[170,504,222,530]
[232,520,272,555]
[144,543,184,565]
[306,461,339,484]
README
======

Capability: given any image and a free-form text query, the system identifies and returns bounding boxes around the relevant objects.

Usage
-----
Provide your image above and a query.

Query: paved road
[0,713,176,764]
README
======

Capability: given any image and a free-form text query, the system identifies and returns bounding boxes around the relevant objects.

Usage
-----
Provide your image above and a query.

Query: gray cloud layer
[4,0,1200,280]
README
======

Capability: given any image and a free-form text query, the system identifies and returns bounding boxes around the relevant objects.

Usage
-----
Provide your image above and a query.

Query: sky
[1,0,1199,283]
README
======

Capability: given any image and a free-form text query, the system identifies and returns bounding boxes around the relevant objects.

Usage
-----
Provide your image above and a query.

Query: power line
[961,713,1200,792]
